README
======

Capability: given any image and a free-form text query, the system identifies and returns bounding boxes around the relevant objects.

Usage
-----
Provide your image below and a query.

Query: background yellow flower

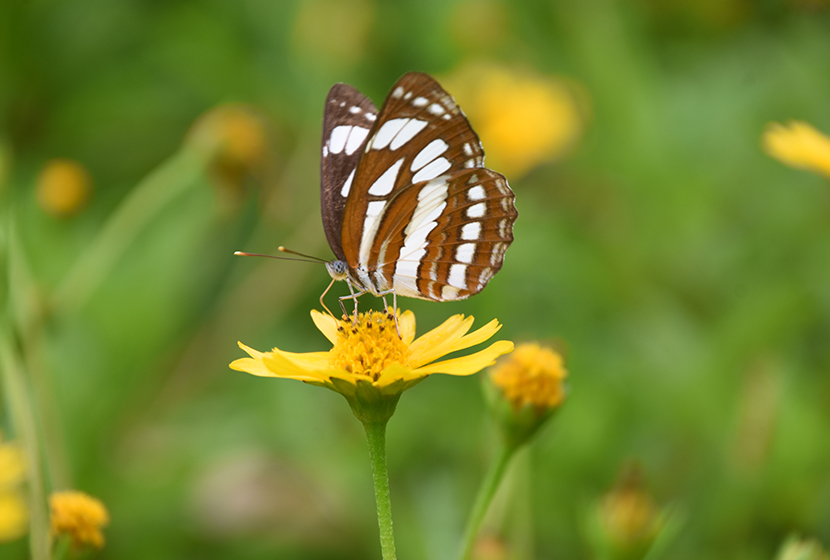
[443,62,588,178]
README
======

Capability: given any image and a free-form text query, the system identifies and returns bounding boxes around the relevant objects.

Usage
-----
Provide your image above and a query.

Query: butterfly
[242,73,518,320]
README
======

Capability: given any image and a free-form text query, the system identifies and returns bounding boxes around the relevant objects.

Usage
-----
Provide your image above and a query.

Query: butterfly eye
[326,260,348,280]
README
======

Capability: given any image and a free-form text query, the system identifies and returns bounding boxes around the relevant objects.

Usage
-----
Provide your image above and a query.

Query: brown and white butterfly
[316,72,518,317]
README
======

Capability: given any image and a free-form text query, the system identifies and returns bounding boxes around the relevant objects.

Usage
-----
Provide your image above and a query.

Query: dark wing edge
[320,83,378,261]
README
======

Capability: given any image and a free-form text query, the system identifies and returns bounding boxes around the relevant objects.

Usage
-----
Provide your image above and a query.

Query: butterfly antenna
[233,251,326,264]
[277,246,328,262]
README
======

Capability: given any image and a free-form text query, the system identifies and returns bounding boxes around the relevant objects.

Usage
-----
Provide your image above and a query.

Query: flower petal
[230,356,276,377]
[399,310,416,345]
[408,340,514,378]
[375,363,415,388]
[311,310,339,345]
[408,314,474,367]
[271,348,331,371]
[445,319,503,355]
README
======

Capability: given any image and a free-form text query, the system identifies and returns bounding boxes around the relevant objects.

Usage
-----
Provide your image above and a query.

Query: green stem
[0,326,50,560]
[458,442,516,560]
[363,420,397,560]
[53,147,207,313]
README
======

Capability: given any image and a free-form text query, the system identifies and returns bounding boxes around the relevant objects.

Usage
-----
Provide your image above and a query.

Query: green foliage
[2,0,830,558]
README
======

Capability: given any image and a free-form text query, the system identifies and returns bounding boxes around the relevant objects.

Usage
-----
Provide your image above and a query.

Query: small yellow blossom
[490,342,566,411]
[776,535,829,560]
[36,158,92,217]
[0,439,27,542]
[188,104,268,173]
[232,310,513,422]
[50,490,109,549]
[484,342,567,448]
[762,121,830,179]
[443,62,588,178]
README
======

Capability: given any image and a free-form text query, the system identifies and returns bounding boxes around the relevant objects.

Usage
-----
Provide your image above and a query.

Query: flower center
[328,311,411,381]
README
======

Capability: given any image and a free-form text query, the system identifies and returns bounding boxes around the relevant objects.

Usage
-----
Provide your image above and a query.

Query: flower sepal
[334,377,403,425]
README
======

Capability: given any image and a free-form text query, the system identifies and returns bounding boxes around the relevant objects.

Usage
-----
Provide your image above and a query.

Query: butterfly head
[325,259,349,281]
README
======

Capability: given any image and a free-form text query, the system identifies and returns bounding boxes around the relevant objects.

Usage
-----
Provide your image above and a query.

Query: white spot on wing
[442,285,460,300]
[367,158,405,196]
[359,201,388,265]
[463,143,473,156]
[467,202,486,218]
[448,264,467,289]
[461,222,481,240]
[393,87,404,99]
[468,186,486,200]
[366,113,377,121]
[349,106,362,114]
[455,243,475,264]
[428,103,445,115]
[412,97,428,107]
[392,178,450,293]
[345,126,369,155]
[411,139,449,172]
[322,145,328,157]
[329,125,350,154]
[390,119,429,150]
[340,169,355,197]
[371,118,408,150]
[412,157,451,183]
[478,267,494,289]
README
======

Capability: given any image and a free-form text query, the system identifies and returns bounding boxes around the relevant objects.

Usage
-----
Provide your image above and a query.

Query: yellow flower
[483,342,567,448]
[231,310,513,422]
[36,158,92,217]
[762,121,830,179]
[0,439,27,543]
[50,490,109,549]
[490,342,567,411]
[443,62,588,178]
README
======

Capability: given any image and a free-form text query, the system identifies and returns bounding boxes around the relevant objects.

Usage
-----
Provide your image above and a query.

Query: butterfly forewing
[339,72,487,268]
[321,84,378,261]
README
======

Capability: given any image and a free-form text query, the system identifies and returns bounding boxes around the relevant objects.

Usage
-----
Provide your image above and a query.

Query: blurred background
[2,0,830,558]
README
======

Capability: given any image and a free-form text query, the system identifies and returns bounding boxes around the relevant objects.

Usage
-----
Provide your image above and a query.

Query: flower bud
[483,342,567,449]
[50,490,109,549]
[587,465,665,560]
[36,158,92,217]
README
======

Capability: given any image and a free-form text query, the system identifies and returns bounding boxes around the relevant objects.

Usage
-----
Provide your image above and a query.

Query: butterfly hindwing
[373,168,516,301]
[321,83,378,261]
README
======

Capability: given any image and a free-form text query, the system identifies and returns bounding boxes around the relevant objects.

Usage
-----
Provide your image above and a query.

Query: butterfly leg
[340,277,366,325]
[377,289,400,338]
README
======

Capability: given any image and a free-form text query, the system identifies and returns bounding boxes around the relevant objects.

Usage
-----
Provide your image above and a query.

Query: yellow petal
[230,356,276,377]
[375,363,416,387]
[398,310,416,345]
[271,348,331,371]
[408,340,514,378]
[762,121,830,179]
[445,318,503,355]
[311,310,339,345]
[408,314,474,366]
[262,351,335,382]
